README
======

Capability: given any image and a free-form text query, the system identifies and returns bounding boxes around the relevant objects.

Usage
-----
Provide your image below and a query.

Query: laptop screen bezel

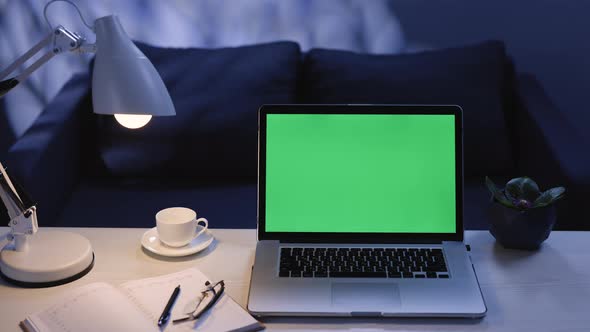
[258,104,464,243]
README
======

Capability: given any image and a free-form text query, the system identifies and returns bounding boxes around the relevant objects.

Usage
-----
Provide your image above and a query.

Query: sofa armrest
[514,74,590,229]
[4,73,91,226]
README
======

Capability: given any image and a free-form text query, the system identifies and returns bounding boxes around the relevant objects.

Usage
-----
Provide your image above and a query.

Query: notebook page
[25,282,158,332]
[120,268,261,332]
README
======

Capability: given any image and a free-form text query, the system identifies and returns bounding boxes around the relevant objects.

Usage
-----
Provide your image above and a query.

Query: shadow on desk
[261,316,485,330]
[489,240,576,278]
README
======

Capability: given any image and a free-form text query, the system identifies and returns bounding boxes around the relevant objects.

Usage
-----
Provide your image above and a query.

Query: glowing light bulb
[114,114,152,129]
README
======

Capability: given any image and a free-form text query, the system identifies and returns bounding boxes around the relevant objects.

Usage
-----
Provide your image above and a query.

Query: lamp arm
[0,23,96,252]
[1,162,38,252]
[0,162,23,218]
[0,26,94,98]
[9,51,56,87]
[0,32,53,81]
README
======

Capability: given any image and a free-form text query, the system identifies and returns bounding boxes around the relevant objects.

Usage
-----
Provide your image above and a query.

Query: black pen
[158,285,181,326]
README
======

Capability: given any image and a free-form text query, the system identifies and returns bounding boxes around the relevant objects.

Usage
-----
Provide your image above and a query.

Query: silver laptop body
[248,105,486,318]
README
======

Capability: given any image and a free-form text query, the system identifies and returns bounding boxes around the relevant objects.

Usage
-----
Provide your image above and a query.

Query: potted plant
[485,176,565,250]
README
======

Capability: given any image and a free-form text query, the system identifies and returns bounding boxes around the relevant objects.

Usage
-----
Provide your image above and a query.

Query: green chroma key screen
[265,113,456,233]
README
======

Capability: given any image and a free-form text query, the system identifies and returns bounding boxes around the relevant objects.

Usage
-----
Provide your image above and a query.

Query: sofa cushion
[56,178,490,229]
[302,41,515,176]
[56,179,257,228]
[95,41,301,180]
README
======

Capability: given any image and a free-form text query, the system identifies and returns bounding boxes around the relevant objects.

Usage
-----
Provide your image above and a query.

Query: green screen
[265,114,456,233]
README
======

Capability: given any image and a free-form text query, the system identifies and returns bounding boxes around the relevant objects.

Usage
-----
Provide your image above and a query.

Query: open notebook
[20,268,264,332]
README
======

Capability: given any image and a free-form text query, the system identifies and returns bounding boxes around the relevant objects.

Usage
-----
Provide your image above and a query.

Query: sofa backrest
[301,41,516,177]
[94,41,301,181]
[89,40,515,180]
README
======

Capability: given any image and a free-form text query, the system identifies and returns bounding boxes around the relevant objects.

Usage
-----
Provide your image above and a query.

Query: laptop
[248,104,487,318]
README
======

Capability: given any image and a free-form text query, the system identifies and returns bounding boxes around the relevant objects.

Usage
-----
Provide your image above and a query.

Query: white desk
[1,228,589,331]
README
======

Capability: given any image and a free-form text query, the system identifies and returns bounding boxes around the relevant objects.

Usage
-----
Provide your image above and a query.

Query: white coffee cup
[155,207,208,247]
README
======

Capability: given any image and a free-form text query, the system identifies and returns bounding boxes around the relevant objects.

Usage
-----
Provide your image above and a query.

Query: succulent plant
[485,176,565,211]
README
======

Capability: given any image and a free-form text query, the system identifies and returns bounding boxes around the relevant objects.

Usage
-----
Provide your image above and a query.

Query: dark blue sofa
[4,41,589,230]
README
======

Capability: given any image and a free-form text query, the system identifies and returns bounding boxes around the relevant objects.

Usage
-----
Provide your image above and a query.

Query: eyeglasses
[173,280,225,324]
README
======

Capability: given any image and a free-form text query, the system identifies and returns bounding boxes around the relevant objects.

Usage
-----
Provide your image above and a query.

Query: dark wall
[390,0,590,140]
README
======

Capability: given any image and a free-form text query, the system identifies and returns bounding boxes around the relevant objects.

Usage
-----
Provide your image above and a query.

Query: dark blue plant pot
[488,204,556,250]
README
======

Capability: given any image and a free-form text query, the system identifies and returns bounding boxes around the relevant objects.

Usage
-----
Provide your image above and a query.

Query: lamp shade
[91,15,175,118]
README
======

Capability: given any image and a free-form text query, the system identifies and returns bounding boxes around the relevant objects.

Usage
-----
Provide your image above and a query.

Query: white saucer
[141,226,214,257]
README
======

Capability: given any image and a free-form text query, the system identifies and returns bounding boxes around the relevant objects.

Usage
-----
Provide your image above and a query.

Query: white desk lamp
[0,0,175,287]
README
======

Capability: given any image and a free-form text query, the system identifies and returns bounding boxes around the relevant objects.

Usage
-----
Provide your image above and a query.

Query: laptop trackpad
[332,283,401,309]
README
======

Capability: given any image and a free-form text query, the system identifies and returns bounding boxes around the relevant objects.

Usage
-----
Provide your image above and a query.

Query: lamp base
[0,230,94,288]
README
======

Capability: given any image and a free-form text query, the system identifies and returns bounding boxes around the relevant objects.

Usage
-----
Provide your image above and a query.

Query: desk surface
[1,228,589,331]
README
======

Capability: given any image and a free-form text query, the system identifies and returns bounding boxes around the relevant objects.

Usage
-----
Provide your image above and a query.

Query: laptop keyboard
[279,247,449,279]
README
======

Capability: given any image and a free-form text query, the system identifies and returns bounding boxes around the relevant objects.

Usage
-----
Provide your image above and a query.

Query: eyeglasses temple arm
[193,282,225,320]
